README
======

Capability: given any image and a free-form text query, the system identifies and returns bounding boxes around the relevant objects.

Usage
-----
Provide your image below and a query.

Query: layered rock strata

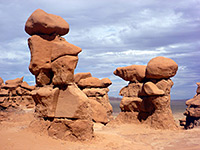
[75,73,113,122]
[0,77,35,109]
[25,9,95,141]
[180,83,200,129]
[114,56,178,129]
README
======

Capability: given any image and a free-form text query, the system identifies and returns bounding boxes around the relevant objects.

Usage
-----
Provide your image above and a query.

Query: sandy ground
[0,109,200,150]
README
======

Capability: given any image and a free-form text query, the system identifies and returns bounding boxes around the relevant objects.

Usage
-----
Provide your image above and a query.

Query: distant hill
[109,96,122,101]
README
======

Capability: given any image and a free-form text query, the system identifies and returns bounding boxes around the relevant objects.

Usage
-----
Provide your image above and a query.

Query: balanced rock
[114,56,178,130]
[114,65,146,82]
[146,56,178,79]
[25,9,69,36]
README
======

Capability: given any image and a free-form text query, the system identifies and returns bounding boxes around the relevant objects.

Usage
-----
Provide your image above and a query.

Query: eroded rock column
[114,56,178,130]
[25,9,93,140]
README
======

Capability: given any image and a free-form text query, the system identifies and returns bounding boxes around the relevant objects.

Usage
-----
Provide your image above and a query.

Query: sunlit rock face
[114,56,178,130]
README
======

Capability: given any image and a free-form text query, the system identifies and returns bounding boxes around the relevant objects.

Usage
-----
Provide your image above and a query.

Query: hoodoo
[114,56,178,130]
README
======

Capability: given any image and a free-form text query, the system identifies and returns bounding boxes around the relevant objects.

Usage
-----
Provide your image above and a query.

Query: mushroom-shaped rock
[25,9,69,36]
[114,65,146,82]
[74,72,92,84]
[4,77,24,88]
[144,82,165,96]
[146,56,178,79]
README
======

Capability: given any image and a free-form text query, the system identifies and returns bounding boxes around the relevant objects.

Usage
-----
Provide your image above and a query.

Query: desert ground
[0,108,199,150]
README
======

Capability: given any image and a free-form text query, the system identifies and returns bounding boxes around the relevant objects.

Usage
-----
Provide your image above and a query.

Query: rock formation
[180,83,200,129]
[114,56,178,130]
[25,9,96,141]
[74,72,113,122]
[0,77,35,109]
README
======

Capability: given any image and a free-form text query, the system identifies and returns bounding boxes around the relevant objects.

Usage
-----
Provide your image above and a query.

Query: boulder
[146,56,178,79]
[25,9,69,36]
[120,97,143,112]
[156,79,173,95]
[78,77,110,88]
[51,55,78,86]
[90,94,113,116]
[114,65,146,82]
[48,119,94,141]
[32,86,59,117]
[28,35,52,75]
[144,82,165,96]
[74,72,92,84]
[51,37,82,61]
[55,83,91,120]
[89,100,109,124]
[119,82,146,97]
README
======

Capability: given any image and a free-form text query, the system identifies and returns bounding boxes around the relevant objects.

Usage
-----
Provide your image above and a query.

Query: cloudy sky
[0,0,199,99]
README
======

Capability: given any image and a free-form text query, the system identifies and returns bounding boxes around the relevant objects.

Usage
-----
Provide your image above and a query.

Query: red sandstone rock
[25,9,69,36]
[0,89,9,96]
[156,79,173,95]
[48,119,94,141]
[51,36,82,61]
[82,88,108,97]
[28,35,52,75]
[119,82,146,97]
[5,77,24,87]
[21,81,35,90]
[89,100,109,124]
[78,77,110,88]
[55,83,91,119]
[144,82,165,96]
[0,77,3,85]
[146,56,178,79]
[32,86,59,117]
[114,65,146,82]
[74,72,92,84]
[51,55,78,86]
[120,97,142,112]
[101,78,112,87]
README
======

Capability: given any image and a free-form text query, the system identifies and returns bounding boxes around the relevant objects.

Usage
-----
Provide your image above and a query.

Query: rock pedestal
[180,83,200,129]
[25,9,94,141]
[114,56,178,130]
[0,77,35,109]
